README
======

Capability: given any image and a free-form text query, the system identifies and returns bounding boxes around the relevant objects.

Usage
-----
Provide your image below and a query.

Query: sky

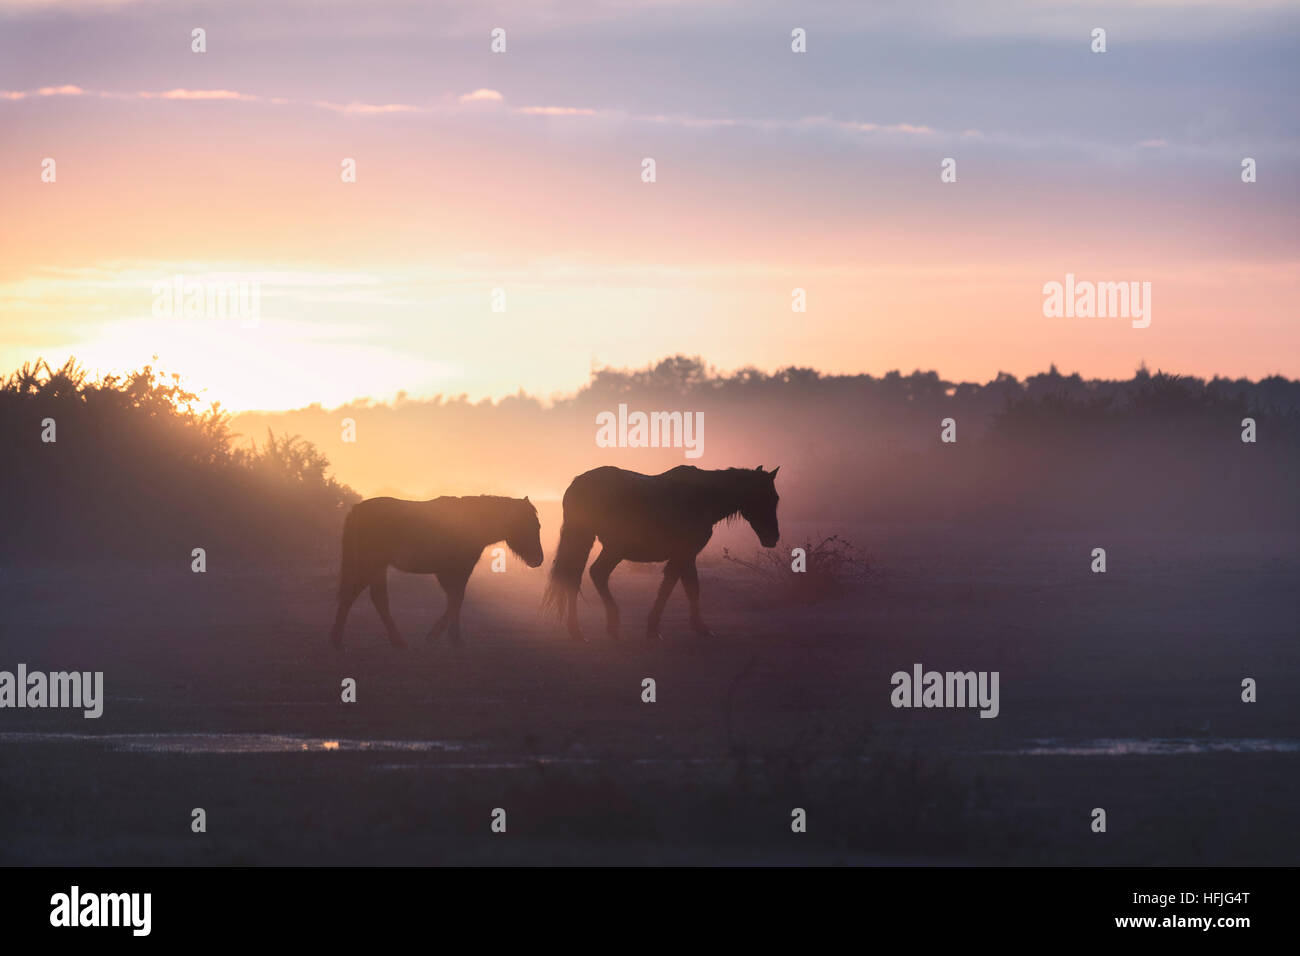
[2,0,1297,411]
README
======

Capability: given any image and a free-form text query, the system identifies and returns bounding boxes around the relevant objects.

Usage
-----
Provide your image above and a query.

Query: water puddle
[5,733,1293,759]
[986,738,1300,757]
[0,732,465,754]
[374,762,531,771]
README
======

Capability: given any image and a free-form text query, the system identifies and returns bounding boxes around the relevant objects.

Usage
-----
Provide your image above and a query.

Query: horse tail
[541,516,595,620]
[338,504,362,599]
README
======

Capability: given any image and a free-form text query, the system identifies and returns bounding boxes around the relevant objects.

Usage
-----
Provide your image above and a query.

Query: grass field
[1,519,1295,865]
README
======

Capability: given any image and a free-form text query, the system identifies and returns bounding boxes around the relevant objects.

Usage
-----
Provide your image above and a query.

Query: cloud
[833,120,937,135]
[2,84,86,99]
[516,105,598,116]
[0,82,974,143]
[1,83,435,113]
[313,100,424,114]
[458,88,504,104]
[142,89,253,101]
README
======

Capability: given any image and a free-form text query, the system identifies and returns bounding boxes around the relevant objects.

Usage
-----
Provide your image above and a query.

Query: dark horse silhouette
[330,495,543,648]
[543,465,780,641]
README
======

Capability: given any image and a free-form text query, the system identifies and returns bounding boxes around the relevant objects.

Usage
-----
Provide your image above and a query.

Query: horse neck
[479,499,520,547]
[696,472,747,523]
[454,497,515,547]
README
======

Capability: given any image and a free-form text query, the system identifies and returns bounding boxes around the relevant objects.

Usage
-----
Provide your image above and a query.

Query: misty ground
[0,517,1296,865]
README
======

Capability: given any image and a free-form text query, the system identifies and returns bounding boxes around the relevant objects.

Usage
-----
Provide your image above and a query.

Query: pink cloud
[1,85,86,99]
[0,82,951,142]
[459,88,504,104]
[516,105,598,116]
[315,100,424,114]
[150,89,254,101]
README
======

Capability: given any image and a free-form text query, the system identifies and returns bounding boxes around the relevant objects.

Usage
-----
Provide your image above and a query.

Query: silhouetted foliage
[0,357,358,562]
[6,353,1298,565]
[723,535,876,605]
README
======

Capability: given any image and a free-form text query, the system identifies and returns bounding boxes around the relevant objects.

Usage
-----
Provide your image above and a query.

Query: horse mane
[669,467,760,525]
[420,495,538,560]
[426,495,536,528]
[431,494,534,510]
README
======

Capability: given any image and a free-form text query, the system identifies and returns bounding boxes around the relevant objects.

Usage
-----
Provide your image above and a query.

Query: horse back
[563,466,715,547]
[345,496,478,573]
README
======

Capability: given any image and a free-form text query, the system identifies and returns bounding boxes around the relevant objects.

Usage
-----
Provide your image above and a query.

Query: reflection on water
[3,732,1295,760]
[987,738,1300,756]
[0,732,462,754]
[374,756,601,771]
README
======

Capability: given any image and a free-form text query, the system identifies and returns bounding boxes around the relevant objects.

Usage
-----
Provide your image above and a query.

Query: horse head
[741,466,781,548]
[506,496,545,568]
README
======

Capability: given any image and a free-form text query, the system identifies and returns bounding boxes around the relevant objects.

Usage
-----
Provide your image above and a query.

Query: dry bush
[722,534,875,605]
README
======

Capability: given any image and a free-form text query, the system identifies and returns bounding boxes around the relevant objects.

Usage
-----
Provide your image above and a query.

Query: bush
[0,357,358,563]
[722,535,875,605]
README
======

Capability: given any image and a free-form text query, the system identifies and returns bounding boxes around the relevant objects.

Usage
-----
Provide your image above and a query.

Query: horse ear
[524,495,530,502]
[756,465,764,472]
[770,466,780,479]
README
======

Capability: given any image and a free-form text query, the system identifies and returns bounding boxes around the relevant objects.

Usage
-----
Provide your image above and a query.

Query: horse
[329,495,543,648]
[542,465,780,641]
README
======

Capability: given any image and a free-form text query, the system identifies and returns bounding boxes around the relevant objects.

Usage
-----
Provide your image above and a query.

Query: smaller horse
[543,465,780,641]
[330,495,543,648]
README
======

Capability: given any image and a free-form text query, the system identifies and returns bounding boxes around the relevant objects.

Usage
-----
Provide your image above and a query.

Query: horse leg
[589,548,623,640]
[439,571,469,645]
[426,612,449,643]
[565,587,584,642]
[330,576,367,649]
[368,567,407,648]
[646,559,682,641]
[427,570,454,642]
[680,556,713,638]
